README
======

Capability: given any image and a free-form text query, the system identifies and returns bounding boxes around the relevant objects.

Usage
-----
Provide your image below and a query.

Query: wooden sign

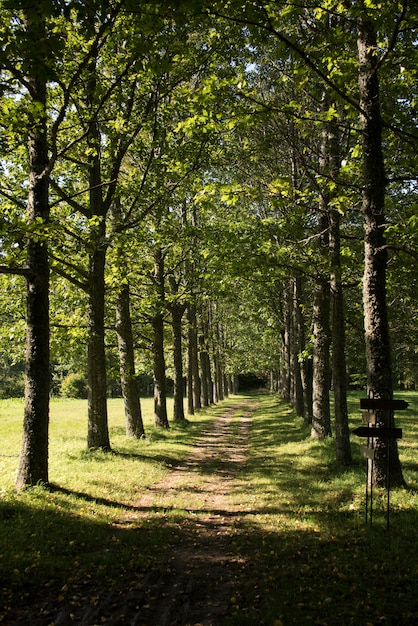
[362,411,377,425]
[360,446,375,460]
[360,398,409,411]
[352,426,402,439]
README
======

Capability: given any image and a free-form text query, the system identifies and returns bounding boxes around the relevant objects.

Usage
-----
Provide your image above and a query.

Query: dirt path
[12,399,260,626]
[119,400,257,626]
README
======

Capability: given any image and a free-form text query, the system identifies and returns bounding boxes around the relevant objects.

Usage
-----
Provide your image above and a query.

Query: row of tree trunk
[117,274,232,435]
[274,268,352,467]
[268,12,406,485]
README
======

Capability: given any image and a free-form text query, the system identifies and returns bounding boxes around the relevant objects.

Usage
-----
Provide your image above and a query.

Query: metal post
[386,438,390,531]
[370,456,373,526]
[365,458,369,525]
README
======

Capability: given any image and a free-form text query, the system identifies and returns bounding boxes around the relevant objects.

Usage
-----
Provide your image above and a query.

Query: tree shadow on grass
[65,447,185,470]
[4,493,418,626]
[48,483,140,511]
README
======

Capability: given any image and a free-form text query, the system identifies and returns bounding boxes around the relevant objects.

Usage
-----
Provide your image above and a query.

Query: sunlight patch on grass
[242,395,367,535]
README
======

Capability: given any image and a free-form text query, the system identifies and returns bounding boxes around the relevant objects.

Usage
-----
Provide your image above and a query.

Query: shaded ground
[8,400,261,625]
[5,395,418,625]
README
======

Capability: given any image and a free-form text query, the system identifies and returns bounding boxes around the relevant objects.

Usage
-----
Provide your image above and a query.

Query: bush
[0,373,25,398]
[61,372,87,399]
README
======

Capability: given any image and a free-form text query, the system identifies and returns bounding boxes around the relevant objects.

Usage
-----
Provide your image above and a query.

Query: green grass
[226,391,418,625]
[0,396,214,496]
[1,391,418,624]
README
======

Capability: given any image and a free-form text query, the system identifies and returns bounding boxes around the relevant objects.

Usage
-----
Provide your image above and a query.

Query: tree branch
[0,265,30,276]
[377,243,418,263]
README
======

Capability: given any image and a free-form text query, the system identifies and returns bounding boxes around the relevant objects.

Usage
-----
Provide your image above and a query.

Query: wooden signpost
[352,426,402,439]
[360,398,409,411]
[353,396,408,530]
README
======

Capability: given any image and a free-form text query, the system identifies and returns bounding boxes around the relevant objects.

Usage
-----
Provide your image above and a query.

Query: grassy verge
[227,391,418,625]
[1,392,418,625]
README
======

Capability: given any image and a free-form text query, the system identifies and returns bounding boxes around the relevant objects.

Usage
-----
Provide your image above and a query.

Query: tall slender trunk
[86,51,110,450]
[187,342,194,415]
[321,102,352,462]
[87,244,110,449]
[280,286,291,402]
[199,328,213,406]
[187,303,201,414]
[16,11,50,487]
[311,272,331,438]
[171,302,186,421]
[357,12,404,486]
[291,277,304,417]
[295,278,313,423]
[199,334,210,407]
[152,248,168,428]
[311,104,333,439]
[300,358,313,424]
[214,355,224,402]
[213,316,224,403]
[311,208,331,438]
[153,312,168,427]
[330,208,352,464]
[115,284,145,438]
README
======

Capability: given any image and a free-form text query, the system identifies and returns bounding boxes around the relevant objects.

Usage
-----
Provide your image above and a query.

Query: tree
[0,1,55,487]
[151,246,169,428]
[356,5,405,486]
[49,3,163,447]
[168,275,187,422]
[206,0,411,477]
[16,4,51,488]
[115,282,145,437]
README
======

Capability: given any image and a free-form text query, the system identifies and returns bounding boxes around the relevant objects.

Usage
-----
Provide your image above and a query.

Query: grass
[0,396,214,497]
[227,391,418,625]
[1,391,418,624]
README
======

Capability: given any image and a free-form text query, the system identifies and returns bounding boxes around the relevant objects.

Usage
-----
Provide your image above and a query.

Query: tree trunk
[199,332,213,406]
[152,249,169,428]
[291,277,304,417]
[186,306,195,416]
[172,302,186,421]
[187,304,201,414]
[233,374,239,394]
[115,284,145,438]
[199,307,213,406]
[322,104,352,463]
[86,52,110,451]
[294,277,313,423]
[295,277,313,424]
[87,245,110,450]
[357,12,404,486]
[153,311,168,427]
[280,287,291,402]
[213,352,224,402]
[224,374,229,398]
[311,119,332,439]
[300,358,313,424]
[330,208,352,465]
[311,267,331,438]
[16,13,50,487]
[186,348,194,415]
